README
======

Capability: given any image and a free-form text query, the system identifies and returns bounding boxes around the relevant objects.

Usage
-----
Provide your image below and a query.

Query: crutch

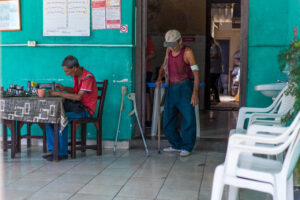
[157,85,161,153]
[128,93,149,156]
[114,86,128,153]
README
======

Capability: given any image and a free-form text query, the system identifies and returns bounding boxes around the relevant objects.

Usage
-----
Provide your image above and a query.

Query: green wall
[0,1,136,140]
[247,0,289,107]
[288,0,300,42]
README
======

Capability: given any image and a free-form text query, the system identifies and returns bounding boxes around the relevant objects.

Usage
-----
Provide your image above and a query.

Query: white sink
[254,82,287,98]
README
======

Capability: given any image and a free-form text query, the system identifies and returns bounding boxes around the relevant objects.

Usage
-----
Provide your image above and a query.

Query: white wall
[214,28,240,91]
[215,28,240,72]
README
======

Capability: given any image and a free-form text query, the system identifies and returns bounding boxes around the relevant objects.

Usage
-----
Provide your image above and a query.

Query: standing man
[209,36,223,103]
[44,55,98,161]
[156,29,199,157]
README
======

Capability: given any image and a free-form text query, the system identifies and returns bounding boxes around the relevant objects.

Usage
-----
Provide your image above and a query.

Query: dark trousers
[163,80,196,152]
[209,73,221,102]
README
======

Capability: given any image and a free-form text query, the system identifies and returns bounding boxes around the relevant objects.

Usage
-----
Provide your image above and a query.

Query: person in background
[146,36,156,128]
[156,29,199,157]
[43,55,98,161]
[209,36,223,103]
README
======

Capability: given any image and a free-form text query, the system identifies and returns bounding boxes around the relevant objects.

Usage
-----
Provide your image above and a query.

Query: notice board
[0,0,21,31]
[43,0,90,36]
[92,0,121,30]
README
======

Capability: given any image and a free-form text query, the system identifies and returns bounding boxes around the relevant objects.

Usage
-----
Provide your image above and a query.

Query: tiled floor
[1,148,271,200]
[0,110,271,200]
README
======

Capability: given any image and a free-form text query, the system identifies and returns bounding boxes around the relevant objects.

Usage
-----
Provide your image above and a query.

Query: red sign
[92,1,105,7]
[120,25,128,33]
[182,37,196,42]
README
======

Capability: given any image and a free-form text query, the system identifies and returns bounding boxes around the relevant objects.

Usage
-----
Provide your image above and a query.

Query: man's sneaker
[180,150,191,157]
[163,147,181,153]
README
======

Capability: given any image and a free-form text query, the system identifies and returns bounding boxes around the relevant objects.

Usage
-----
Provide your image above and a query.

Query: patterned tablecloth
[0,97,68,132]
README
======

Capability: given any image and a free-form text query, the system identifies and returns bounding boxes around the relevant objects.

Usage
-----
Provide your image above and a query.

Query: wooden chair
[1,119,17,158]
[16,122,47,153]
[70,80,108,159]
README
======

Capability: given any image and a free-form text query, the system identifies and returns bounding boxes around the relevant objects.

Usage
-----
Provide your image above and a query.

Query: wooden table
[0,96,68,161]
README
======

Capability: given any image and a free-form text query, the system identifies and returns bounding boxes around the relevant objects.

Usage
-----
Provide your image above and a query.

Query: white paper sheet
[106,6,120,29]
[43,0,90,36]
[92,7,106,30]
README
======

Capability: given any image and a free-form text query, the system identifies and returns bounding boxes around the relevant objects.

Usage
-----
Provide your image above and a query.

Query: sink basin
[254,82,287,98]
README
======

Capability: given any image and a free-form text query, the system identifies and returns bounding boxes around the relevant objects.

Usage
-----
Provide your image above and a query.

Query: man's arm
[55,84,75,93]
[49,90,86,101]
[185,48,199,106]
[63,87,75,93]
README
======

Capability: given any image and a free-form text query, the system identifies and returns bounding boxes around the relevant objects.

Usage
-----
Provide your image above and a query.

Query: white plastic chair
[211,111,300,200]
[230,84,295,135]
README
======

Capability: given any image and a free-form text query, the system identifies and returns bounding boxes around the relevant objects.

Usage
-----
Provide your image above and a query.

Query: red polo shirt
[74,68,98,115]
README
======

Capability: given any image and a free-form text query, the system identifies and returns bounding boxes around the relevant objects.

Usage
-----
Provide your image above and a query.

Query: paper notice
[43,0,67,30]
[43,0,90,36]
[106,0,120,7]
[68,0,90,36]
[0,0,21,30]
[106,6,120,29]
[0,2,10,29]
[92,7,106,29]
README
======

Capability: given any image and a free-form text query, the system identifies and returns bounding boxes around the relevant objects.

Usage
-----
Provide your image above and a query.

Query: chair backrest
[268,84,295,114]
[286,127,300,179]
[276,93,295,114]
[279,111,300,179]
[266,84,288,112]
[96,80,108,120]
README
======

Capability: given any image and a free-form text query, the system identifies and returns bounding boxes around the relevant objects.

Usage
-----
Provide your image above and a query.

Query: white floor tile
[78,184,122,196]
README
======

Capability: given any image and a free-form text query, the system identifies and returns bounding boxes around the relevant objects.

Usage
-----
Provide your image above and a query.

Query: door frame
[206,0,248,107]
[135,0,249,132]
[135,0,147,133]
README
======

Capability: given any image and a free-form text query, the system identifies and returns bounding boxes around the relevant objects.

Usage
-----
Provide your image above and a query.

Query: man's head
[164,29,182,52]
[62,56,80,77]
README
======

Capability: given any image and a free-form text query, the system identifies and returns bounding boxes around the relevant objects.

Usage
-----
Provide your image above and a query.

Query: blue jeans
[163,80,196,152]
[46,111,91,156]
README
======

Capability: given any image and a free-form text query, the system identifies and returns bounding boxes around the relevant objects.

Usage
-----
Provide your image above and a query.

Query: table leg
[11,121,16,158]
[3,124,8,152]
[16,122,23,153]
[53,124,58,162]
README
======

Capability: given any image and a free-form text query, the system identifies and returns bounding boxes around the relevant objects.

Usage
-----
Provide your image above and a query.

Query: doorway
[135,0,248,131]
[207,1,241,111]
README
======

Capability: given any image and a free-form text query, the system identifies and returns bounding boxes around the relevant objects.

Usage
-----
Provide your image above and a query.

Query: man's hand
[55,84,64,91]
[155,80,162,88]
[191,92,199,106]
[49,90,60,97]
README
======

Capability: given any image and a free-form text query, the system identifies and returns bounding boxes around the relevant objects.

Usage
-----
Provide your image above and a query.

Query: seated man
[43,55,98,161]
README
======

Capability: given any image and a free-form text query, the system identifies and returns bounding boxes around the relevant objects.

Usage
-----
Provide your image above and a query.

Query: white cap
[164,29,181,47]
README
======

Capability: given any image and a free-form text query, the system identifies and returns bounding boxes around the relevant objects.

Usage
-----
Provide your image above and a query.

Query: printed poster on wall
[92,0,121,30]
[0,0,21,31]
[43,0,90,36]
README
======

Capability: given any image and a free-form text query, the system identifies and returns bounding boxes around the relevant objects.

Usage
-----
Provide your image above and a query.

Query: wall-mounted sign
[43,0,90,36]
[120,24,128,33]
[92,0,121,30]
[0,0,21,31]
